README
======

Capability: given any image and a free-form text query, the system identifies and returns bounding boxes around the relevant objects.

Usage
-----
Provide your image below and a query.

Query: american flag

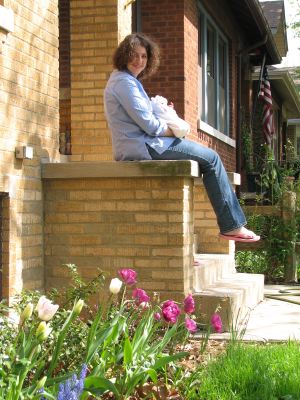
[258,67,275,145]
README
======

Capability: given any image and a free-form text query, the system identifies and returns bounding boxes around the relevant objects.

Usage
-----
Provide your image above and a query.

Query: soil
[100,339,228,400]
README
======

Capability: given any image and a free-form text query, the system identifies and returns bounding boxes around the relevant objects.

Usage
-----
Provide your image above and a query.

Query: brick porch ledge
[42,160,240,184]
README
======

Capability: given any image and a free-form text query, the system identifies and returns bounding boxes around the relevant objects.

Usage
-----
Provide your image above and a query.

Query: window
[199,7,229,135]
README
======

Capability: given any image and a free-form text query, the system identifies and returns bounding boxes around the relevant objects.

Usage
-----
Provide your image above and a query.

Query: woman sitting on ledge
[104,33,260,243]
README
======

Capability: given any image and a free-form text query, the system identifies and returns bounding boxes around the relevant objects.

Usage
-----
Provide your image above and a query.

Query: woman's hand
[164,127,175,137]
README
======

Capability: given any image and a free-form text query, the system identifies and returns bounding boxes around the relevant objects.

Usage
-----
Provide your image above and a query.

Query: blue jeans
[147,139,246,233]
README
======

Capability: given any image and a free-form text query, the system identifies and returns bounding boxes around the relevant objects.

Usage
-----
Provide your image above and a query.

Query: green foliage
[49,264,105,309]
[83,303,189,399]
[241,120,254,173]
[181,341,300,400]
[236,210,297,281]
[1,265,209,399]
[0,295,84,400]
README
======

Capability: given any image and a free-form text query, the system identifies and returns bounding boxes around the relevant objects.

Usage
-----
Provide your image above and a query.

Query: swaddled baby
[151,95,190,138]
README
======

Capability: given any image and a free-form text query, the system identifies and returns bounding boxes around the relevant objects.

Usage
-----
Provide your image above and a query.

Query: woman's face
[127,45,148,77]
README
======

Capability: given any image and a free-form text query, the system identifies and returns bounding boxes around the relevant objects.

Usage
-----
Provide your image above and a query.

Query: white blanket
[151,95,190,138]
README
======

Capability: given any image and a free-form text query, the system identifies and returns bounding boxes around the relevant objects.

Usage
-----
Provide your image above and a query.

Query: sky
[280,0,300,66]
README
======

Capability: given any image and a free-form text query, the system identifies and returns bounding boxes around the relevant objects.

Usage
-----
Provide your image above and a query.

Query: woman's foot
[219,227,260,242]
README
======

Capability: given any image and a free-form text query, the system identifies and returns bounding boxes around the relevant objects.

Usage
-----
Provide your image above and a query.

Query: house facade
[0,0,282,305]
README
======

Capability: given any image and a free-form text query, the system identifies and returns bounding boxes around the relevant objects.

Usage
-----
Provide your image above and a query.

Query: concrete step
[193,253,236,291]
[193,253,264,331]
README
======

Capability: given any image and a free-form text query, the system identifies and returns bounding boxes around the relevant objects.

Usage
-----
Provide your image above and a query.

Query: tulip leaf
[84,376,120,398]
[123,336,133,365]
[152,351,189,370]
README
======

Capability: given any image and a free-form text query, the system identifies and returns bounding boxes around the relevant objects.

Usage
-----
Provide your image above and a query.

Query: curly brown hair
[113,33,160,80]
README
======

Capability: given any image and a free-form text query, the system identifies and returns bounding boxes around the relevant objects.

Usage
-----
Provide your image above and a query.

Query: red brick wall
[59,0,70,88]
[184,0,199,141]
[59,0,71,154]
[141,0,241,171]
[141,0,185,120]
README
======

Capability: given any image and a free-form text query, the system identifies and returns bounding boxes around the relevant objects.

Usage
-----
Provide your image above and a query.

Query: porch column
[70,0,132,162]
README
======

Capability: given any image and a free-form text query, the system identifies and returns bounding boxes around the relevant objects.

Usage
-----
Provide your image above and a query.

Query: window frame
[198,4,230,137]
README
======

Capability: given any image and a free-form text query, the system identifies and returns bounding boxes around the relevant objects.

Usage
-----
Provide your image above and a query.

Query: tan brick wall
[0,0,59,300]
[194,182,234,254]
[70,0,132,162]
[44,175,195,302]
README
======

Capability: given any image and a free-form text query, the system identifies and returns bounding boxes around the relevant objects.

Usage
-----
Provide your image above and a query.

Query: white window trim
[198,120,236,148]
[198,2,230,137]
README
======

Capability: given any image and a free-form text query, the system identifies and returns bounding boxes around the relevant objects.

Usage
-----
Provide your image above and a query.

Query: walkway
[209,285,300,342]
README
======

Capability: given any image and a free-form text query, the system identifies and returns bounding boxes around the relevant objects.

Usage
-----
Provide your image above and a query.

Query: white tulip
[109,278,123,294]
[36,296,59,321]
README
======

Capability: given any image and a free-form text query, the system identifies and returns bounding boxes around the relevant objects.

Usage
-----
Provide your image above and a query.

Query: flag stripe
[258,68,275,144]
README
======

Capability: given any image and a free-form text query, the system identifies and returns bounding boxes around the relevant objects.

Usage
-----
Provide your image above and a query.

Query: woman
[104,33,260,242]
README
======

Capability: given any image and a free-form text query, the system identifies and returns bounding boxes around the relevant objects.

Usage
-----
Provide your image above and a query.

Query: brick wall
[70,0,132,162]
[141,0,186,123]
[194,183,233,254]
[59,0,71,154]
[140,0,240,171]
[0,0,59,300]
[44,175,194,302]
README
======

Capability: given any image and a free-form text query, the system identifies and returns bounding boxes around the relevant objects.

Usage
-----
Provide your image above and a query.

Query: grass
[181,340,300,400]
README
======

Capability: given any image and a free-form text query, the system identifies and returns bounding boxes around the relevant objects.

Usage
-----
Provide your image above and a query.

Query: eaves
[229,0,281,64]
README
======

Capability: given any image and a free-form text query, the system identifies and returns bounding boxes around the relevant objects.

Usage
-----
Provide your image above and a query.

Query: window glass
[199,8,229,136]
[207,24,215,79]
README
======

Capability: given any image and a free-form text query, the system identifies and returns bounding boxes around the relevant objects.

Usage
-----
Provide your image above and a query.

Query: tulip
[183,294,195,314]
[154,312,161,321]
[185,318,197,333]
[73,299,84,316]
[19,302,34,325]
[109,278,123,294]
[132,288,150,305]
[36,296,59,321]
[211,313,222,333]
[36,376,47,390]
[118,268,137,285]
[161,300,181,324]
[36,321,52,342]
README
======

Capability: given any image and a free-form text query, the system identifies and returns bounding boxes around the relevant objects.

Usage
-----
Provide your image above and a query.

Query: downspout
[236,35,268,187]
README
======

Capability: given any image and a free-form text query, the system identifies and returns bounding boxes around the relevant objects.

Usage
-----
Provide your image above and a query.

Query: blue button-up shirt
[104,70,176,161]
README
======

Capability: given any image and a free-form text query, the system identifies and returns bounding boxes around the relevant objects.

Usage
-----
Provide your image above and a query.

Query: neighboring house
[241,0,300,193]
[0,0,283,305]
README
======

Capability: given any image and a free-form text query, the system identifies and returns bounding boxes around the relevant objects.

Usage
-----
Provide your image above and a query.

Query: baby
[151,95,190,138]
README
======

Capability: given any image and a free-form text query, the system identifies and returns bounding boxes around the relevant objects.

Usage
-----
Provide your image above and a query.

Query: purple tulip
[211,313,222,333]
[183,294,195,314]
[118,269,137,285]
[132,288,150,305]
[161,300,181,324]
[185,318,197,333]
[154,312,161,321]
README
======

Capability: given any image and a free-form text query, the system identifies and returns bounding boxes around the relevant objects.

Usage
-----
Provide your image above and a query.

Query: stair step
[193,272,264,331]
[193,253,236,291]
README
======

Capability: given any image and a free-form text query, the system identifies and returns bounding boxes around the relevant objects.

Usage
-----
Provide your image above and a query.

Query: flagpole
[251,52,266,130]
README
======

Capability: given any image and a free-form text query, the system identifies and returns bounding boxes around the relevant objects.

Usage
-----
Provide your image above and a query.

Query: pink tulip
[118,269,137,285]
[154,312,161,321]
[183,294,195,314]
[185,318,197,333]
[211,313,222,333]
[132,288,150,305]
[36,296,59,321]
[161,300,181,324]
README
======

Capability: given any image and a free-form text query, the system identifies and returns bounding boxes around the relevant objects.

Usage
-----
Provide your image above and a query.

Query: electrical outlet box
[15,146,34,160]
[0,6,14,33]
